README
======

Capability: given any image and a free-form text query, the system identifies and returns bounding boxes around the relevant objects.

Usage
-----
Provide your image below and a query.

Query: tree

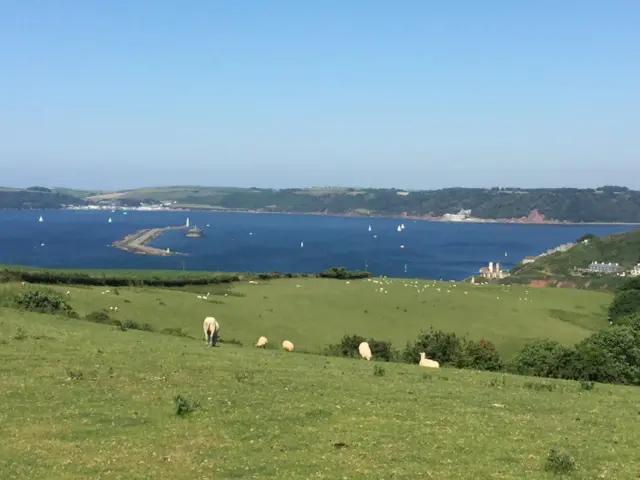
[608,290,640,323]
[577,233,597,243]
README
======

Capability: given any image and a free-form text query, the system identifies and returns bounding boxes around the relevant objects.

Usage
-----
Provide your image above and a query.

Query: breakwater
[112,226,189,256]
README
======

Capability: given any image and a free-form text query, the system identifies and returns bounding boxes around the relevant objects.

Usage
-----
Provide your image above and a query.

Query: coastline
[63,206,640,227]
[112,226,189,256]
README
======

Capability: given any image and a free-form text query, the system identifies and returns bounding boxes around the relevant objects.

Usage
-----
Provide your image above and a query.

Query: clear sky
[1,1,639,190]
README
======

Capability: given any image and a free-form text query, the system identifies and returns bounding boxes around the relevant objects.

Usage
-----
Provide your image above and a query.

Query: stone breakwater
[112,226,188,256]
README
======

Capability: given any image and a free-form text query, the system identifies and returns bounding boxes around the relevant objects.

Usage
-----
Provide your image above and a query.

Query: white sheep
[358,341,372,361]
[255,336,268,348]
[419,352,440,369]
[282,340,294,352]
[203,317,220,347]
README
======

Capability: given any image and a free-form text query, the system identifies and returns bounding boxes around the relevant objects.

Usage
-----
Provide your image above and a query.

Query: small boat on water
[300,241,304,248]
[38,216,43,222]
[368,225,372,231]
[108,217,112,223]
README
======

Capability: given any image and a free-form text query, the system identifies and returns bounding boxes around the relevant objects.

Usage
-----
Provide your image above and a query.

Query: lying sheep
[358,341,372,361]
[255,336,268,348]
[419,352,439,368]
[202,316,220,347]
[282,340,294,352]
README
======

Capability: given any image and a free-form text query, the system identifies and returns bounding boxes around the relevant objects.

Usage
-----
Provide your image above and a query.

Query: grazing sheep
[358,341,372,360]
[203,317,220,347]
[282,340,294,352]
[255,336,268,348]
[419,352,440,369]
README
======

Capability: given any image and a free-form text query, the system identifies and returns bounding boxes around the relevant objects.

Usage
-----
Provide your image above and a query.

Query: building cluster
[586,262,640,277]
[442,209,472,222]
[68,201,178,212]
[479,262,509,279]
[520,242,576,265]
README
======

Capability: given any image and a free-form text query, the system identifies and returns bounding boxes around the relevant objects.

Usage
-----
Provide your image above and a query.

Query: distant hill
[4,184,640,223]
[507,228,640,288]
[0,187,87,210]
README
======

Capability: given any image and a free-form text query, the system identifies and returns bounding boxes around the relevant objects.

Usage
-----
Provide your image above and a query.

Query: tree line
[4,185,640,222]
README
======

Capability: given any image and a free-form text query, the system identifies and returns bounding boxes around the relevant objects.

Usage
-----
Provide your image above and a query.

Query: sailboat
[400,223,405,230]
[300,241,304,248]
[108,217,112,223]
[368,225,372,232]
[38,216,43,222]
[186,217,190,227]
[397,225,402,232]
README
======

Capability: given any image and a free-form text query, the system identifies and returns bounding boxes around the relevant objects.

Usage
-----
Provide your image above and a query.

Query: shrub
[174,394,199,417]
[575,325,640,385]
[373,365,386,377]
[120,319,154,332]
[161,327,189,337]
[317,267,371,280]
[461,338,504,371]
[85,309,113,325]
[12,288,76,317]
[608,289,640,323]
[402,328,466,366]
[506,339,571,378]
[544,447,576,474]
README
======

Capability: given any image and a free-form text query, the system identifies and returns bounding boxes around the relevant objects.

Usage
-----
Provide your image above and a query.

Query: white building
[628,264,640,277]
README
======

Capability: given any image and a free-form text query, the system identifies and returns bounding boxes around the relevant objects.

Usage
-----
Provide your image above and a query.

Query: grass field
[1,277,613,358]
[1,303,639,479]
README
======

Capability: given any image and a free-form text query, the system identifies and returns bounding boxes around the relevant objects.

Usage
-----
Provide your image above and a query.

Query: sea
[0,210,636,280]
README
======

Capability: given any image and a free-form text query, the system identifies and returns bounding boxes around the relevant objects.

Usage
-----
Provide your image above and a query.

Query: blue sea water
[0,210,636,280]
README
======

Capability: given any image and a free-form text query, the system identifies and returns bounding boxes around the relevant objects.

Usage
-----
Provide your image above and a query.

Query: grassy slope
[1,308,639,479]
[3,277,612,358]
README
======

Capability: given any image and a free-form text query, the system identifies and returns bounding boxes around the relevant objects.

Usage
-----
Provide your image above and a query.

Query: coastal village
[478,237,640,281]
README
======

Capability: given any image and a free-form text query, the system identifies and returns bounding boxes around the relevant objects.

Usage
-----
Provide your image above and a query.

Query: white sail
[300,241,304,248]
[38,216,43,222]
[186,217,190,227]
[108,217,112,223]
[397,225,401,232]
[368,225,371,231]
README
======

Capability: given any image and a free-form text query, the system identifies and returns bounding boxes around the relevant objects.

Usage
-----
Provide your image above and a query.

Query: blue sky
[1,1,638,190]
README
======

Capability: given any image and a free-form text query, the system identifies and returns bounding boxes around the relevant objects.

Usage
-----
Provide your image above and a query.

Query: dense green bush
[617,276,640,292]
[608,289,640,323]
[402,328,468,367]
[461,338,504,371]
[575,325,640,385]
[84,310,154,332]
[317,267,371,280]
[12,289,77,317]
[1,268,241,288]
[506,339,571,378]
[0,266,370,287]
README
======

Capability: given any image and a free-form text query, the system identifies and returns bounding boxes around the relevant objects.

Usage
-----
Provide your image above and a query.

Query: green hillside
[1,284,639,478]
[509,228,640,287]
[0,275,612,358]
[6,184,640,222]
